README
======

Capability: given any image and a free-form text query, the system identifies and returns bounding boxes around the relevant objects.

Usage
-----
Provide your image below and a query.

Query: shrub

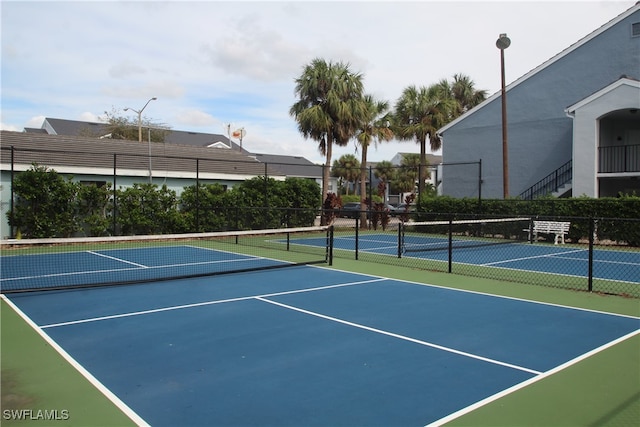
[8,164,79,238]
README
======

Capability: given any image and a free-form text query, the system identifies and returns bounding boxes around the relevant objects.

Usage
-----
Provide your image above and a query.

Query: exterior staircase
[518,160,572,200]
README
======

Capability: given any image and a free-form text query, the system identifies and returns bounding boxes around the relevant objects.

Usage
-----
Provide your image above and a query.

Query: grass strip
[1,298,138,427]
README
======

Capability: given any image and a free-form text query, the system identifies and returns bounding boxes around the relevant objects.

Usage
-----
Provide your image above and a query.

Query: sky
[1,0,636,164]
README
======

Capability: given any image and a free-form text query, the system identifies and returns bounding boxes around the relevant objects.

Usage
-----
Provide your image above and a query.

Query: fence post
[478,159,482,214]
[196,158,200,232]
[355,216,359,260]
[397,222,403,258]
[113,153,117,235]
[588,217,594,292]
[328,225,334,266]
[264,163,268,229]
[448,217,453,273]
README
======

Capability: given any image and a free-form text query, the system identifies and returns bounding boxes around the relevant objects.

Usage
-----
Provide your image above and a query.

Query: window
[80,181,107,188]
[632,22,640,37]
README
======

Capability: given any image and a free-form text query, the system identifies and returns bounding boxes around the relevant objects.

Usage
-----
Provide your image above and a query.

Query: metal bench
[526,220,571,244]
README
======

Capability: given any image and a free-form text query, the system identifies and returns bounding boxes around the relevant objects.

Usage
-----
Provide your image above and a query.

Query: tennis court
[2,234,639,426]
[330,229,640,284]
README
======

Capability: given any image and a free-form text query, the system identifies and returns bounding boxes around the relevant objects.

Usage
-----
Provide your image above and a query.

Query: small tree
[283,178,321,227]
[180,183,234,232]
[232,177,289,229]
[77,182,113,236]
[331,154,361,195]
[116,183,184,235]
[374,160,396,202]
[8,164,79,238]
[100,107,170,142]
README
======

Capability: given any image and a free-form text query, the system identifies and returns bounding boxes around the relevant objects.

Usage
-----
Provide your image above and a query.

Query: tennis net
[400,217,530,255]
[0,226,333,293]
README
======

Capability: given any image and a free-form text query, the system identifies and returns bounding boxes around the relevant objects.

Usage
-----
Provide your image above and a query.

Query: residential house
[0,131,288,238]
[26,117,249,152]
[388,153,443,202]
[249,153,333,193]
[438,3,640,199]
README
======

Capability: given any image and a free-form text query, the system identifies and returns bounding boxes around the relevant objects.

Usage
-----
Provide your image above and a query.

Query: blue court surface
[331,232,640,283]
[0,245,290,291]
[5,263,639,426]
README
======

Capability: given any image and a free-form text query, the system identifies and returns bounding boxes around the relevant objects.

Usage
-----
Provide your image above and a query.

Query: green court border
[1,297,139,426]
[1,256,638,426]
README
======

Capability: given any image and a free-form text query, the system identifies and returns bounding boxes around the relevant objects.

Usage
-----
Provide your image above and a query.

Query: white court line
[256,296,542,376]
[1,294,150,427]
[1,256,259,283]
[425,328,640,426]
[40,278,387,329]
[554,255,640,267]
[333,236,398,253]
[88,250,149,268]
[482,248,586,266]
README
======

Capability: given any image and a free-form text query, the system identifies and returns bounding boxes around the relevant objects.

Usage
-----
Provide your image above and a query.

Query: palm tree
[435,74,487,118]
[290,58,367,223]
[374,160,396,201]
[450,73,487,116]
[331,154,360,195]
[393,84,455,197]
[355,94,393,225]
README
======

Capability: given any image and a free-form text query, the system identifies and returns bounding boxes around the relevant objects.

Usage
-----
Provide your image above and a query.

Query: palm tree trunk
[359,145,368,229]
[419,138,427,197]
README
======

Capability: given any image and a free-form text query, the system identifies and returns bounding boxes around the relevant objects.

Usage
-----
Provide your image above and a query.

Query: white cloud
[175,109,220,127]
[0,122,22,131]
[26,116,46,129]
[202,25,308,82]
[78,112,107,123]
[1,0,637,164]
[101,81,185,100]
[109,60,147,79]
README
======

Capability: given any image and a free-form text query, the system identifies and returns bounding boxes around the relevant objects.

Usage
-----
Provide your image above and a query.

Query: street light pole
[125,97,157,182]
[496,34,510,198]
[124,97,157,143]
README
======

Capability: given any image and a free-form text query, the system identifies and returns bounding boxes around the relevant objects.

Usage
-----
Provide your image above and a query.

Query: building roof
[438,3,640,134]
[32,117,248,152]
[250,153,323,178]
[0,131,284,180]
[390,152,442,166]
[565,76,640,114]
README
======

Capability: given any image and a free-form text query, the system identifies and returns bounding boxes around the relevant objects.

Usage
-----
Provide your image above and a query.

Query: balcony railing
[599,144,640,173]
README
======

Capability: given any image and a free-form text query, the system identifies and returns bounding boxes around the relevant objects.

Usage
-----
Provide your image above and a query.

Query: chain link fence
[329,213,639,298]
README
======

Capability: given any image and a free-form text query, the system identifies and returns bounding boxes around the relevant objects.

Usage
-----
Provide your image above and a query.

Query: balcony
[598,144,640,173]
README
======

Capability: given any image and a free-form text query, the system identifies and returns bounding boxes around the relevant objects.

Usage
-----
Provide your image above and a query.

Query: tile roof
[36,117,248,152]
[250,153,323,178]
[0,131,284,178]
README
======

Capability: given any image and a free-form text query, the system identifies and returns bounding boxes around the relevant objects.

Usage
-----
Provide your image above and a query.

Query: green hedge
[416,195,640,245]
[7,165,321,238]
